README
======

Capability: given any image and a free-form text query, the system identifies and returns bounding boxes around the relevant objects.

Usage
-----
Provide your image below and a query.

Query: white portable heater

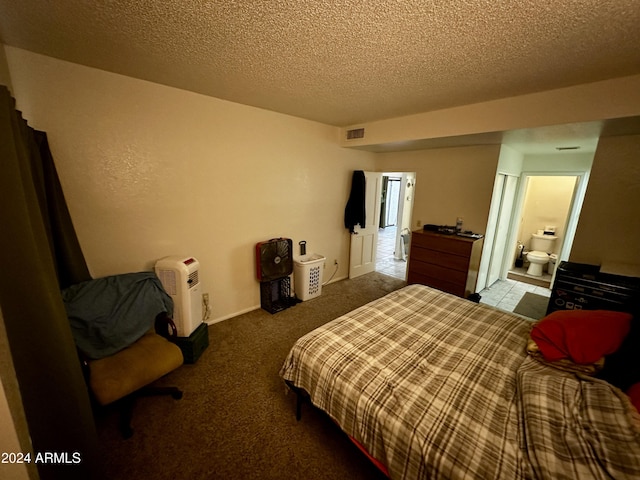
[155,256,203,337]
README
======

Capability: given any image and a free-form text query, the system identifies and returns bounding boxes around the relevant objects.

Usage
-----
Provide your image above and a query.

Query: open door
[349,171,382,279]
[486,174,518,286]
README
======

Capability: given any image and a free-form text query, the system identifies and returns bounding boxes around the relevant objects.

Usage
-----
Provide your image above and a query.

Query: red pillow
[628,383,640,413]
[530,310,632,364]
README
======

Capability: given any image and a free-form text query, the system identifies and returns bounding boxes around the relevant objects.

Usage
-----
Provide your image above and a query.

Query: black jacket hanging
[344,170,366,233]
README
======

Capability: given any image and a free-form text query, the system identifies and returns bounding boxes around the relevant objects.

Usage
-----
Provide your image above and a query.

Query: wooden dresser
[407,230,484,298]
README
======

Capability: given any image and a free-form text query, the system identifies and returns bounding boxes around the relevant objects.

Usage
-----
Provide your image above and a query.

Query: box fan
[256,238,294,314]
[255,238,293,282]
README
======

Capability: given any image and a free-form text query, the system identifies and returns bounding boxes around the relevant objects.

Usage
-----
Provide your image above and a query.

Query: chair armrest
[155,312,178,341]
[77,348,91,384]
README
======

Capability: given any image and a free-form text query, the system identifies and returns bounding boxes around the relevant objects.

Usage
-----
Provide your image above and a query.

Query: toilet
[526,233,557,276]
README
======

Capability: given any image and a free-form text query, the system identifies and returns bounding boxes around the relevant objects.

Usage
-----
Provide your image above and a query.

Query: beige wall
[4,45,640,315]
[0,45,12,92]
[571,134,640,270]
[0,382,29,480]
[342,74,640,148]
[375,145,501,234]
[518,176,576,254]
[0,311,33,480]
[5,46,375,322]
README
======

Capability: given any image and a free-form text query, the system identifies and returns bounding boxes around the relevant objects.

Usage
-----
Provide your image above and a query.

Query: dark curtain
[0,86,100,479]
[33,130,92,289]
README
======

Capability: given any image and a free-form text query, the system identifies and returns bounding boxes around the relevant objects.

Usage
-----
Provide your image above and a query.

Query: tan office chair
[81,315,184,438]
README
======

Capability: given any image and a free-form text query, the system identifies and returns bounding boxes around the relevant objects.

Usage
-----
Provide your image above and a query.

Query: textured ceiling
[0,0,639,128]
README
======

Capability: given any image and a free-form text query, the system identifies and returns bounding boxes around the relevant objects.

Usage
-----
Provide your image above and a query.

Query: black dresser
[547,261,640,315]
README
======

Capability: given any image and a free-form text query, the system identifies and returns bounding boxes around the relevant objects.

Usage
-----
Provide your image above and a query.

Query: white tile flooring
[375,226,407,280]
[478,278,551,313]
[375,225,552,313]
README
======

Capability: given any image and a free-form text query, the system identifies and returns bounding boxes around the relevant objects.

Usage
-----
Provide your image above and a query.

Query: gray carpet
[513,292,549,320]
[97,272,405,480]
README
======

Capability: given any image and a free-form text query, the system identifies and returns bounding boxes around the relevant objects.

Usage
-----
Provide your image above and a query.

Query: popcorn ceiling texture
[0,0,639,126]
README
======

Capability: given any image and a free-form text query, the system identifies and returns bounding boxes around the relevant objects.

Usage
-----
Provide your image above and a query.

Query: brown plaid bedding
[280,284,640,479]
[517,357,640,479]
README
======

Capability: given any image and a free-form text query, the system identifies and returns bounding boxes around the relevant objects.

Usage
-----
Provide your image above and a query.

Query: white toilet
[526,234,557,276]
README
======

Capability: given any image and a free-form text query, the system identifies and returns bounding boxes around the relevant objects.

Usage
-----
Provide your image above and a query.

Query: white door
[394,173,416,261]
[349,172,383,279]
[487,174,518,286]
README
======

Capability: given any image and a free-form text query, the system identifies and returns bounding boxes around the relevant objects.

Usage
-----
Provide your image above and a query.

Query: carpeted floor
[96,272,405,480]
[513,292,549,320]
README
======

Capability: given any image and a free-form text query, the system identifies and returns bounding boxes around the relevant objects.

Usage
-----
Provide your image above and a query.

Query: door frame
[479,171,589,290]
[486,173,519,288]
[504,171,588,284]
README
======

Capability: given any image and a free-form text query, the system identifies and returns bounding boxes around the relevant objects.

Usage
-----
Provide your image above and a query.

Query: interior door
[349,172,382,279]
[487,174,518,286]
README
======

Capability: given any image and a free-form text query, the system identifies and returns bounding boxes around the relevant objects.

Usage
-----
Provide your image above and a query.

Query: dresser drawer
[408,259,467,285]
[407,270,465,297]
[411,231,473,256]
[410,246,470,272]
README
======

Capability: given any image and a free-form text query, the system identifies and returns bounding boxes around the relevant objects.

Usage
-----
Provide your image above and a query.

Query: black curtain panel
[0,86,100,479]
[344,170,366,233]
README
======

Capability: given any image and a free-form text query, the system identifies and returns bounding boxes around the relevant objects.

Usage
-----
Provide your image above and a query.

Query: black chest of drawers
[547,261,640,315]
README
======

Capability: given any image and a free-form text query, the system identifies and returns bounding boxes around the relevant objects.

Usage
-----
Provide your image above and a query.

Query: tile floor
[478,278,551,313]
[375,226,407,280]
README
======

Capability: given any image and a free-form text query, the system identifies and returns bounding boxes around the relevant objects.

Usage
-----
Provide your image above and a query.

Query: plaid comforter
[280,284,640,479]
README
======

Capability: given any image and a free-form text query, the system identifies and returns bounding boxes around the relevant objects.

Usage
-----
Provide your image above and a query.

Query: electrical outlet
[417,220,422,227]
[202,293,212,322]
[334,259,338,265]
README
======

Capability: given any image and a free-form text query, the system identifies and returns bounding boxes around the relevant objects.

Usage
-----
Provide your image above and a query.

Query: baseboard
[206,273,377,325]
[207,304,261,325]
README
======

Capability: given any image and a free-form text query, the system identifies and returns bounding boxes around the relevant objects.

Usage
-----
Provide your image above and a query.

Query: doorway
[507,175,580,288]
[375,172,416,280]
[380,176,401,228]
[481,172,588,292]
[478,173,587,313]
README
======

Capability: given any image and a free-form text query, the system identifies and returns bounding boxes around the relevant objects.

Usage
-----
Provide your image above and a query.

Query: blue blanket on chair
[62,272,173,359]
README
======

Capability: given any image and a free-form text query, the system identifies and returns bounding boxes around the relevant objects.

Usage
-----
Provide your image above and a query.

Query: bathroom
[509,175,578,288]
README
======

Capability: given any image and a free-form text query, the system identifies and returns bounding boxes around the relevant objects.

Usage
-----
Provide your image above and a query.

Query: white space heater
[155,256,203,337]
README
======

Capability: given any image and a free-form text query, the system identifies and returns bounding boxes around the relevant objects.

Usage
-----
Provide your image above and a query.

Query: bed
[280,284,640,479]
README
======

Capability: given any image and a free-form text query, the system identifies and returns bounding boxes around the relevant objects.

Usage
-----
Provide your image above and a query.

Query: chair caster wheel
[172,390,183,400]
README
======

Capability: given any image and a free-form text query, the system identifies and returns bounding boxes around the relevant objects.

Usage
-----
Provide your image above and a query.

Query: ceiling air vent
[346,128,365,140]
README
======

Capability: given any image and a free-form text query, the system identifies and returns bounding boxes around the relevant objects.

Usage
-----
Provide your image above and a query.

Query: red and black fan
[256,238,293,282]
